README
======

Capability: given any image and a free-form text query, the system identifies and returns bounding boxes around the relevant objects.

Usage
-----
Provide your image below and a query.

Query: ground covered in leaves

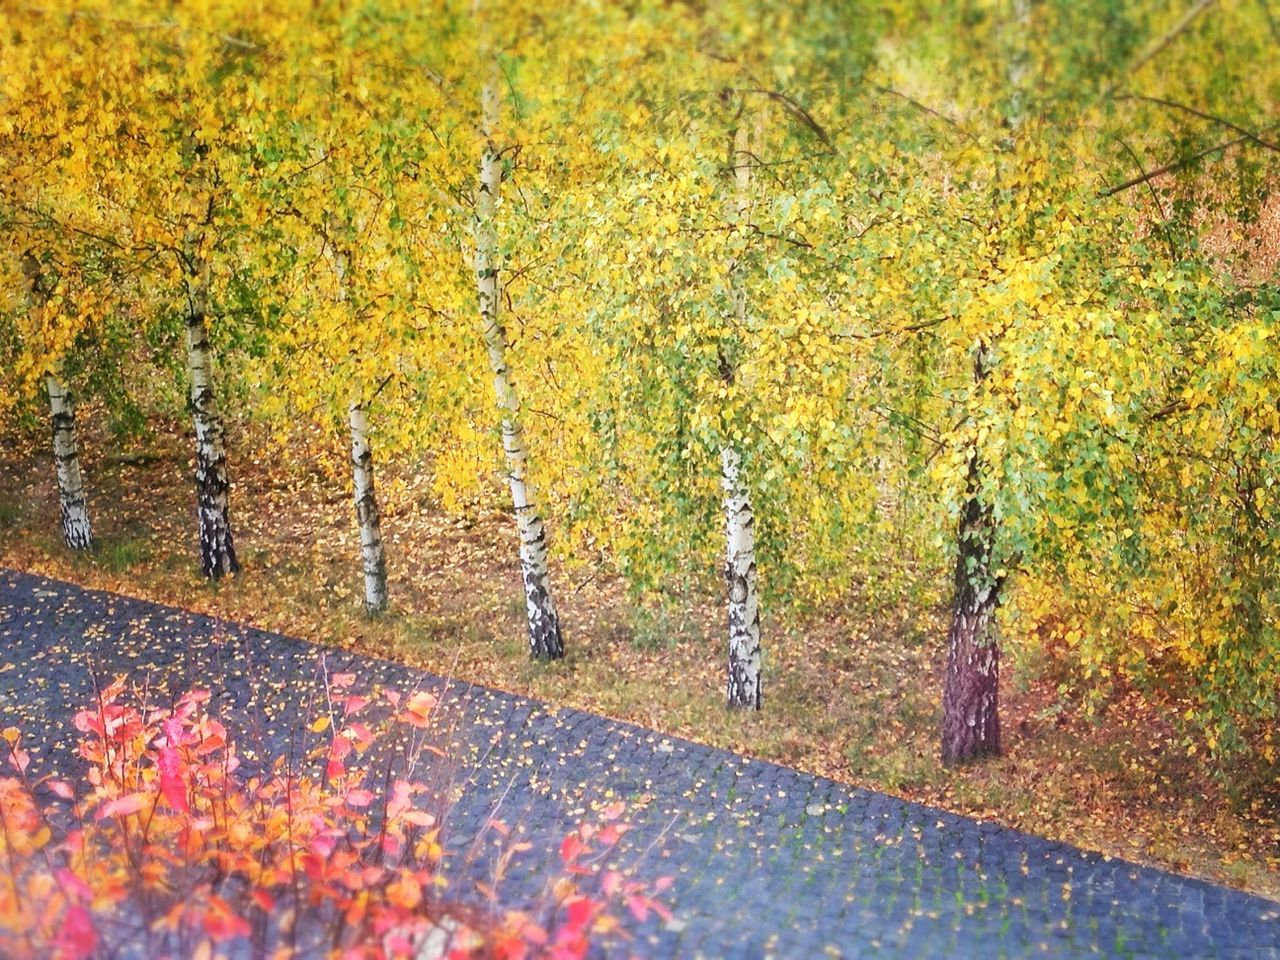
[1,417,1278,904]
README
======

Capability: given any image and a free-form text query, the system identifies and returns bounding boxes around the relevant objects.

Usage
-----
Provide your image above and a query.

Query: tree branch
[1099,126,1280,196]
[1115,93,1280,152]
[748,88,835,152]
[1104,0,1219,98]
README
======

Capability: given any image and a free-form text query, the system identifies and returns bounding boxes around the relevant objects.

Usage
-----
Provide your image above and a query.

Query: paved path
[1,569,1277,958]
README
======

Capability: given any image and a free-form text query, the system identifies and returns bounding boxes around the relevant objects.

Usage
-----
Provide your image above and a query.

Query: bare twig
[1115,93,1280,152]
[1104,0,1219,98]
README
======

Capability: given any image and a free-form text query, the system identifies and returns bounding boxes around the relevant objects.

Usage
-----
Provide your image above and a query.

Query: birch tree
[473,69,564,661]
[21,254,93,551]
[938,0,1031,765]
[722,114,762,709]
[182,198,239,580]
[329,221,389,616]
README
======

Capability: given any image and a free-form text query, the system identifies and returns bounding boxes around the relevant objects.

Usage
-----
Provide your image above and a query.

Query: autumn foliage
[0,676,669,959]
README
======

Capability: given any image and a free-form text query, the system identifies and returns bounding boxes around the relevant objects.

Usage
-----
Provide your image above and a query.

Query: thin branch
[869,84,978,142]
[748,88,835,152]
[1116,93,1280,153]
[1104,0,1219,98]
[835,316,947,341]
[1115,136,1178,260]
[1100,128,1277,196]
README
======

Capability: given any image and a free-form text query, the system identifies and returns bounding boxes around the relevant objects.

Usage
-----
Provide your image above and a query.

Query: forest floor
[1,416,1277,902]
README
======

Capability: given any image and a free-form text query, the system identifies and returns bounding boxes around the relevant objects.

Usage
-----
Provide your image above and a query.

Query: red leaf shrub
[0,675,670,958]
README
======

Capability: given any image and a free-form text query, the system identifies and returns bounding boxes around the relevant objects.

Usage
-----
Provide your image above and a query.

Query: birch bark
[326,227,390,615]
[183,231,239,580]
[723,118,762,709]
[474,74,564,660]
[22,255,94,551]
[348,397,389,615]
[46,373,94,551]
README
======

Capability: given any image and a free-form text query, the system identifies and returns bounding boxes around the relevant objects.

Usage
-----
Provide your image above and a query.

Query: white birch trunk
[722,119,762,709]
[326,227,391,615]
[721,444,761,709]
[183,235,238,580]
[46,374,94,551]
[348,398,389,615]
[22,255,94,552]
[475,75,564,661]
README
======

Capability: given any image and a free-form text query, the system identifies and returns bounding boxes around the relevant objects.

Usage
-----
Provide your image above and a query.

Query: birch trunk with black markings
[348,397,389,615]
[183,235,238,580]
[723,117,761,709]
[46,373,94,551]
[22,254,94,551]
[326,228,390,615]
[721,443,761,709]
[474,75,564,660]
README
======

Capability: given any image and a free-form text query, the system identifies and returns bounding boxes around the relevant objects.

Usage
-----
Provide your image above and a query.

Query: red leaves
[0,681,673,958]
[559,832,585,865]
[156,745,189,813]
[202,895,251,940]
[327,733,352,780]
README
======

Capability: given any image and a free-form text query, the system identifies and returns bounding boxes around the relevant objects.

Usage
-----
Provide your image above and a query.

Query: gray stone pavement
[1,568,1277,958]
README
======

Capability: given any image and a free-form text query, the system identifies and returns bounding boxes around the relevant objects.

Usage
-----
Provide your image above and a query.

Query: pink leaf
[96,792,149,820]
[565,896,595,929]
[55,868,93,903]
[53,905,96,959]
[626,896,650,922]
[9,747,30,774]
[157,746,189,813]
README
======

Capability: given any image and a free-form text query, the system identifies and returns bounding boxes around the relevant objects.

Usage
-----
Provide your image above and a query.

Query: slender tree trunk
[326,225,390,616]
[183,238,238,580]
[722,117,762,709]
[22,254,94,551]
[348,398,389,615]
[721,444,762,708]
[475,76,564,660]
[940,0,1029,764]
[940,447,1003,764]
[46,374,94,551]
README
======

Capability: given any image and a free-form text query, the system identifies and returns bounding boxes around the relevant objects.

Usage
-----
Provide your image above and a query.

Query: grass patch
[628,596,701,651]
[0,499,22,529]
[94,536,150,573]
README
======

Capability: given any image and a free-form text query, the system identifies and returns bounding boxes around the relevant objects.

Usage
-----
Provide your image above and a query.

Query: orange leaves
[399,690,438,728]
[384,873,422,911]
[201,896,251,941]
[0,676,670,958]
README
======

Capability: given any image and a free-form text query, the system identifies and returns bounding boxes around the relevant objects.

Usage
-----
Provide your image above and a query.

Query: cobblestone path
[2,569,1277,958]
